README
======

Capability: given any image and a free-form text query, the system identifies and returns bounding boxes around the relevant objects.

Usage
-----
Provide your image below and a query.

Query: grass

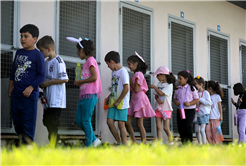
[1,140,245,165]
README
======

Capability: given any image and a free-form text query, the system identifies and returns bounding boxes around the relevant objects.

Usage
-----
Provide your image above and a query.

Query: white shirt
[44,55,68,108]
[196,90,212,117]
[153,82,173,111]
[209,94,222,119]
[108,67,130,109]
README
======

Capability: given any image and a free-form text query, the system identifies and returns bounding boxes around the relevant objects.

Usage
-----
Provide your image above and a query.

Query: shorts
[155,110,172,119]
[107,107,128,122]
[196,114,209,125]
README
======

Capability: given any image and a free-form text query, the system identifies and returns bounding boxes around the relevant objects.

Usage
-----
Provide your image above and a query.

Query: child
[150,66,176,144]
[205,80,223,144]
[37,36,69,143]
[8,24,46,144]
[173,70,199,143]
[67,37,102,147]
[194,76,212,144]
[105,51,130,145]
[231,83,246,143]
[126,52,155,144]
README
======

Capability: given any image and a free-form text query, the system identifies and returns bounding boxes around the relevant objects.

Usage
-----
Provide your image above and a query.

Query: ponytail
[127,55,148,74]
[76,39,95,56]
[166,73,177,90]
[207,80,224,98]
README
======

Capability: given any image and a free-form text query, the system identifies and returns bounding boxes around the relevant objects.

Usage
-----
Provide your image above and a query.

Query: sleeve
[217,95,222,102]
[88,57,98,69]
[121,69,129,86]
[30,51,46,90]
[162,84,173,97]
[132,72,144,86]
[10,51,18,81]
[199,90,212,106]
[192,87,199,99]
[57,58,68,80]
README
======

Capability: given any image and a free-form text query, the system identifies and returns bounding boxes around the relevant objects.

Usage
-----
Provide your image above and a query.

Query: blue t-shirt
[10,48,46,97]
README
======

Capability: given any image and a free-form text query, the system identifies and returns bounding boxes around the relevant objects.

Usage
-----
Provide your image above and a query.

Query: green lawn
[1,141,245,165]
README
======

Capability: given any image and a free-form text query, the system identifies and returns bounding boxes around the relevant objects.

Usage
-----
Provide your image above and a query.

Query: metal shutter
[209,34,230,136]
[1,1,14,130]
[121,3,153,136]
[242,45,246,88]
[57,1,97,134]
[171,22,194,75]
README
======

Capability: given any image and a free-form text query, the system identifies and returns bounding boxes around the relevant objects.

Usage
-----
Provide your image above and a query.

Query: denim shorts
[196,114,209,125]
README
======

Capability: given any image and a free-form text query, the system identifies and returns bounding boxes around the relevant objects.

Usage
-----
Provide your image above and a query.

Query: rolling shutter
[241,45,246,88]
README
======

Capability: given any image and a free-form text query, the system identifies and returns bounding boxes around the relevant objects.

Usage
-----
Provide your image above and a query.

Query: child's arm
[150,85,164,96]
[74,66,97,86]
[173,99,180,107]
[184,99,199,107]
[113,84,129,108]
[8,80,14,98]
[40,79,68,88]
[131,78,139,93]
[155,95,164,104]
[218,101,223,121]
[199,91,212,106]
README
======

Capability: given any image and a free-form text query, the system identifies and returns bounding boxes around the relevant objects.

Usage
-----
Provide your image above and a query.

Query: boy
[8,24,46,144]
[104,51,130,145]
[37,36,68,143]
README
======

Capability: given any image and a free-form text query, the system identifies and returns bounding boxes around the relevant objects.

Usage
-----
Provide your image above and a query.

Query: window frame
[119,1,155,137]
[54,1,101,136]
[239,39,246,84]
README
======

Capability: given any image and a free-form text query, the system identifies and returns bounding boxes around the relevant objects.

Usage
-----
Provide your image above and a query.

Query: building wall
[16,1,246,144]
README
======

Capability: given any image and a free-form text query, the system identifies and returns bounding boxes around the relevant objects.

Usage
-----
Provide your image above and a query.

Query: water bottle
[179,104,186,119]
[216,126,224,142]
[75,63,82,80]
[156,107,168,120]
[39,92,48,110]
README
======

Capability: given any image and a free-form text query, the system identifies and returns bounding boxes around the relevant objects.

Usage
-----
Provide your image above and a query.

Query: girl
[205,80,223,144]
[126,52,156,144]
[150,66,176,145]
[67,37,102,147]
[231,83,246,143]
[194,76,212,144]
[173,70,199,143]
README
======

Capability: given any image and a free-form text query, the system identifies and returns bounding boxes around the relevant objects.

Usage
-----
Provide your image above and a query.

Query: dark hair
[20,24,39,38]
[177,70,196,91]
[166,73,177,90]
[127,55,148,74]
[194,76,205,89]
[104,51,120,63]
[206,80,224,98]
[233,83,246,96]
[76,39,95,56]
[36,35,55,50]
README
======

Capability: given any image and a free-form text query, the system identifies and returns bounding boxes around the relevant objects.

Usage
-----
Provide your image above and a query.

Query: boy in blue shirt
[8,24,46,144]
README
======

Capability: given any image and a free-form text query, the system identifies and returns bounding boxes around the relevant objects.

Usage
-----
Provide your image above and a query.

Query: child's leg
[237,110,246,143]
[107,118,121,143]
[48,108,62,142]
[183,109,195,143]
[118,121,127,145]
[163,119,173,143]
[75,100,84,131]
[11,97,23,141]
[126,115,136,143]
[155,117,163,141]
[200,124,207,144]
[137,118,146,144]
[205,120,212,144]
[177,109,185,141]
[43,108,52,140]
[195,124,201,144]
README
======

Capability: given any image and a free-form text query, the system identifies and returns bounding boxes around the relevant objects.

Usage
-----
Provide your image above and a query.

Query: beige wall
[17,1,246,144]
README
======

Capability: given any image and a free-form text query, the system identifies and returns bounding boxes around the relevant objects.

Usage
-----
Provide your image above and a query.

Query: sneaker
[169,142,174,145]
[93,138,101,147]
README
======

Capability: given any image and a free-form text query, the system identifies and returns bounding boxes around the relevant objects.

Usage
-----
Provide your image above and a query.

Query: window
[240,40,246,88]
[208,29,231,138]
[55,1,99,135]
[119,1,154,136]
[168,15,196,134]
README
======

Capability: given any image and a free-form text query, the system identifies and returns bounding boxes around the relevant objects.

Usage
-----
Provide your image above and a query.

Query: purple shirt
[174,84,199,109]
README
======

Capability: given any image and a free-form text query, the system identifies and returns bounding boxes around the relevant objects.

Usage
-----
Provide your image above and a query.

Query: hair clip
[135,51,145,62]
[215,81,218,84]
[186,70,190,73]
[66,37,83,48]
[84,38,89,41]
[196,76,200,79]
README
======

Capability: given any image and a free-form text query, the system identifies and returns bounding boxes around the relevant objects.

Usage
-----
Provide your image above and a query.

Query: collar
[178,84,189,89]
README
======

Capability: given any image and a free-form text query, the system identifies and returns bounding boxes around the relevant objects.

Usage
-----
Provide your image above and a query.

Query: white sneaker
[93,138,101,147]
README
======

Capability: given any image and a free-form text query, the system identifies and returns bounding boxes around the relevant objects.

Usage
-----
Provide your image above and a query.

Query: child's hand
[237,97,242,103]
[157,98,164,104]
[173,100,180,107]
[74,80,82,87]
[231,98,235,104]
[150,84,156,89]
[8,88,13,98]
[219,116,223,122]
[184,101,191,106]
[113,100,120,108]
[23,86,34,98]
[40,81,50,89]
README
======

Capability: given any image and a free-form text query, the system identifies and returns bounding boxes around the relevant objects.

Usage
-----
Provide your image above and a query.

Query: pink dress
[128,72,156,118]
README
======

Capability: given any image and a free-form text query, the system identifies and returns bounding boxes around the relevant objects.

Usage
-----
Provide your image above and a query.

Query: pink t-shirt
[79,56,102,99]
[173,83,199,109]
[131,72,148,92]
